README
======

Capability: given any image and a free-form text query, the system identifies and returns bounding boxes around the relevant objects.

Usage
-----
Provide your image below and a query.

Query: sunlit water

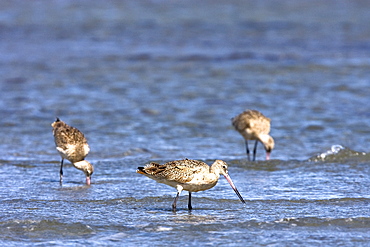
[1,1,370,246]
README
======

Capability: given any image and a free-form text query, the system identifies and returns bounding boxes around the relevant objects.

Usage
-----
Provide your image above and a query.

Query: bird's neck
[73,160,92,172]
[258,134,270,145]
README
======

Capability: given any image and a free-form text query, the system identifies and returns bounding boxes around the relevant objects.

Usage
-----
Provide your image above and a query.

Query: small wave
[313,145,345,160]
[308,145,368,162]
[0,219,94,241]
[243,217,370,229]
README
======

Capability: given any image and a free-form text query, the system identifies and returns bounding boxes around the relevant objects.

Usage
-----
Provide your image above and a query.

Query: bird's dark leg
[188,192,192,210]
[253,140,258,161]
[172,191,180,211]
[245,140,250,161]
[59,158,64,185]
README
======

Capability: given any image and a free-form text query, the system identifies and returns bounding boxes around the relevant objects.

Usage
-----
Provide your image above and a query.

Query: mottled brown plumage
[137,159,245,210]
[232,110,274,161]
[51,118,93,185]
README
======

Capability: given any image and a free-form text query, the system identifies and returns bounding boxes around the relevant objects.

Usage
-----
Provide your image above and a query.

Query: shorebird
[232,109,274,161]
[137,159,245,210]
[51,118,94,185]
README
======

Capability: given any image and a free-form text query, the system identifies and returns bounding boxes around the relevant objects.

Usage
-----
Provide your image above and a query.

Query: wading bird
[51,118,93,185]
[137,159,245,210]
[232,109,274,161]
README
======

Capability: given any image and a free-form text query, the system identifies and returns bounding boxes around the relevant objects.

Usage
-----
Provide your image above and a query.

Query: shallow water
[1,0,370,246]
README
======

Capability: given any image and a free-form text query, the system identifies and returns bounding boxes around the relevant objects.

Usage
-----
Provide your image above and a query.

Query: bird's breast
[145,172,219,192]
[182,181,218,192]
[182,173,219,192]
[56,143,89,162]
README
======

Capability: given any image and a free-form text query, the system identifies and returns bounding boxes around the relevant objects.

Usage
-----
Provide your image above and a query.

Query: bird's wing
[139,160,207,184]
[54,125,88,147]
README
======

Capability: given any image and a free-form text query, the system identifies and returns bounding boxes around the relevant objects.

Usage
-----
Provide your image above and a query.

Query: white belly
[153,173,219,192]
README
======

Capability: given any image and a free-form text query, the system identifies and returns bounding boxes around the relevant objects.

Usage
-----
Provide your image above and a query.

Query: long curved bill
[266,152,271,160]
[223,174,246,204]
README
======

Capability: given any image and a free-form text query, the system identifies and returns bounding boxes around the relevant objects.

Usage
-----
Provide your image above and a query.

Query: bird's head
[259,135,275,160]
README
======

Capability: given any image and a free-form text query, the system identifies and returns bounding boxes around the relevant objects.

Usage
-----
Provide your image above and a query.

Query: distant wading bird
[51,118,94,185]
[232,110,275,161]
[137,159,245,210]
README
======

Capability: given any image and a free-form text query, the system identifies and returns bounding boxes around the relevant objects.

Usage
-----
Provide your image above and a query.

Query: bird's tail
[137,162,162,175]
